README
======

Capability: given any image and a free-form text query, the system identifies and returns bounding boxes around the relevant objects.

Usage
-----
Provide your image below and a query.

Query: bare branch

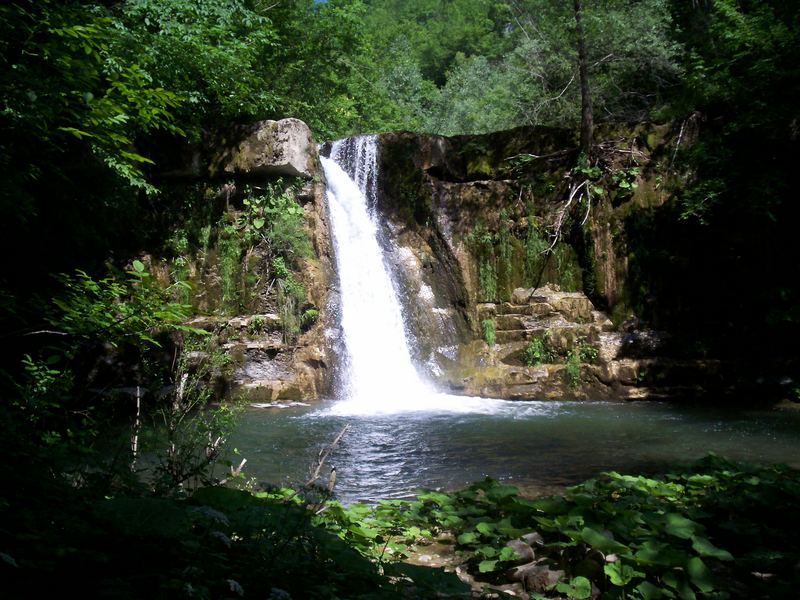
[581,183,592,226]
[546,179,588,253]
[669,118,687,172]
[305,424,350,488]
[505,149,574,162]
[591,53,615,68]
[22,329,69,336]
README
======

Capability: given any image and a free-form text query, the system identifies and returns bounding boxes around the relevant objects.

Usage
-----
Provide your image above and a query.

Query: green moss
[481,319,496,346]
[466,156,495,179]
[217,225,244,314]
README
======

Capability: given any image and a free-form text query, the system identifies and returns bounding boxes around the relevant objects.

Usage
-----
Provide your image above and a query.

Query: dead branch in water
[306,423,350,488]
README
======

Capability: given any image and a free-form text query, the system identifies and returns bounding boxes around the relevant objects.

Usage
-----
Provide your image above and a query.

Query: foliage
[272,257,306,344]
[467,222,499,302]
[565,347,584,388]
[0,469,412,598]
[151,333,241,494]
[524,333,556,366]
[50,263,197,350]
[247,315,266,336]
[115,0,278,137]
[565,338,598,388]
[241,180,313,262]
[425,53,517,136]
[301,308,320,331]
[0,1,184,191]
[495,210,515,299]
[363,0,682,135]
[326,456,800,599]
[216,223,246,313]
[524,218,550,287]
[13,265,202,430]
[482,319,496,347]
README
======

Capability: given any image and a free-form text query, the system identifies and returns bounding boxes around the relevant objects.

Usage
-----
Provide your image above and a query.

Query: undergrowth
[3,451,798,598]
[326,455,800,599]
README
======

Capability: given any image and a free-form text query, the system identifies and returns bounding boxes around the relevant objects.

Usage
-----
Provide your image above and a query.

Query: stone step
[495,314,526,330]
[495,324,601,348]
[495,329,532,343]
[496,302,554,317]
[591,310,615,331]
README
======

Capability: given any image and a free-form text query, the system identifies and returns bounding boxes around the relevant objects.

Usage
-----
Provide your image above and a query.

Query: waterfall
[322,137,431,414]
[322,136,505,415]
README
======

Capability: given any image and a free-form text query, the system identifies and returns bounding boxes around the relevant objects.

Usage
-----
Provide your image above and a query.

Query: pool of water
[228,399,800,504]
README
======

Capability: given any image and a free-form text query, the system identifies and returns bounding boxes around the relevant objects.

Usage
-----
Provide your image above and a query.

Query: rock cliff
[367,125,794,401]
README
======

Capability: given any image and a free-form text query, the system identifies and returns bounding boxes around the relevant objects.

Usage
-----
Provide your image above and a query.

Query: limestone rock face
[211,118,320,179]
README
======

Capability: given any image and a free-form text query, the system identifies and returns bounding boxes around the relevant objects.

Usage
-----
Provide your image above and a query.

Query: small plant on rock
[524,332,555,366]
[247,315,266,336]
[565,347,583,388]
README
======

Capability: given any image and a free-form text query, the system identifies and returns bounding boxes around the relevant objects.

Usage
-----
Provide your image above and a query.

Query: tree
[506,0,681,132]
[573,0,594,154]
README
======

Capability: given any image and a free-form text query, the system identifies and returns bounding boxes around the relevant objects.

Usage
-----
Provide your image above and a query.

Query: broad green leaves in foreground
[322,455,800,599]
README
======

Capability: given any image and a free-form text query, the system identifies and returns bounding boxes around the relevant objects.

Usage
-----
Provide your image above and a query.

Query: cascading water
[322,136,509,415]
[322,137,431,414]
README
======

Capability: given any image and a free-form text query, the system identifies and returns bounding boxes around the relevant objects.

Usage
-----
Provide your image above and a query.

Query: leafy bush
[524,333,556,366]
[564,338,599,388]
[247,315,266,336]
[241,180,312,262]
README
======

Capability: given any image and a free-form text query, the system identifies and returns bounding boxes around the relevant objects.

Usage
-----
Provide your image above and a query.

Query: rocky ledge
[438,285,730,401]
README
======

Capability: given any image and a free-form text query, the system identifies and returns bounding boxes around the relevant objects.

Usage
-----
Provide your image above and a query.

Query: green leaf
[132,259,145,273]
[635,540,689,567]
[686,557,715,593]
[690,536,733,561]
[498,546,519,561]
[253,217,265,230]
[636,580,664,600]
[478,560,498,573]
[476,521,495,535]
[348,524,379,539]
[581,527,629,554]
[555,576,592,599]
[604,561,643,586]
[457,532,477,545]
[663,571,694,599]
[664,513,700,540]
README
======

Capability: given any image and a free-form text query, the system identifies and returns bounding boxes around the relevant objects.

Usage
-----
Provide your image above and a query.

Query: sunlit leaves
[1,2,182,190]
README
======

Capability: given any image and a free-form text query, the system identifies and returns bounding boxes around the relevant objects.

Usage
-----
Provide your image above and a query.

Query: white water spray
[322,136,511,416]
[322,137,430,413]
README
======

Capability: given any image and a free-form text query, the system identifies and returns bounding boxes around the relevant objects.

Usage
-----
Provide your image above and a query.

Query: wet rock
[505,539,535,563]
[508,563,564,592]
[619,329,671,358]
[521,532,545,547]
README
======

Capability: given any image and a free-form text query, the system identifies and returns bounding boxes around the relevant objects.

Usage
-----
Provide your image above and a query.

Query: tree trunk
[573,0,594,155]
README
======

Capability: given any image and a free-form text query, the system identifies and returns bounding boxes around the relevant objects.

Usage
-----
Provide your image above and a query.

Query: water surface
[229,400,800,504]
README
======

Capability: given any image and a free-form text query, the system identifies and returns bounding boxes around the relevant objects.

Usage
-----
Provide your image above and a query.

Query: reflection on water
[228,400,800,504]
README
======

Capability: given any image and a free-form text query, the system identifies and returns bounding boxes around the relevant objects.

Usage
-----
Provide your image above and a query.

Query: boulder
[210,118,320,179]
